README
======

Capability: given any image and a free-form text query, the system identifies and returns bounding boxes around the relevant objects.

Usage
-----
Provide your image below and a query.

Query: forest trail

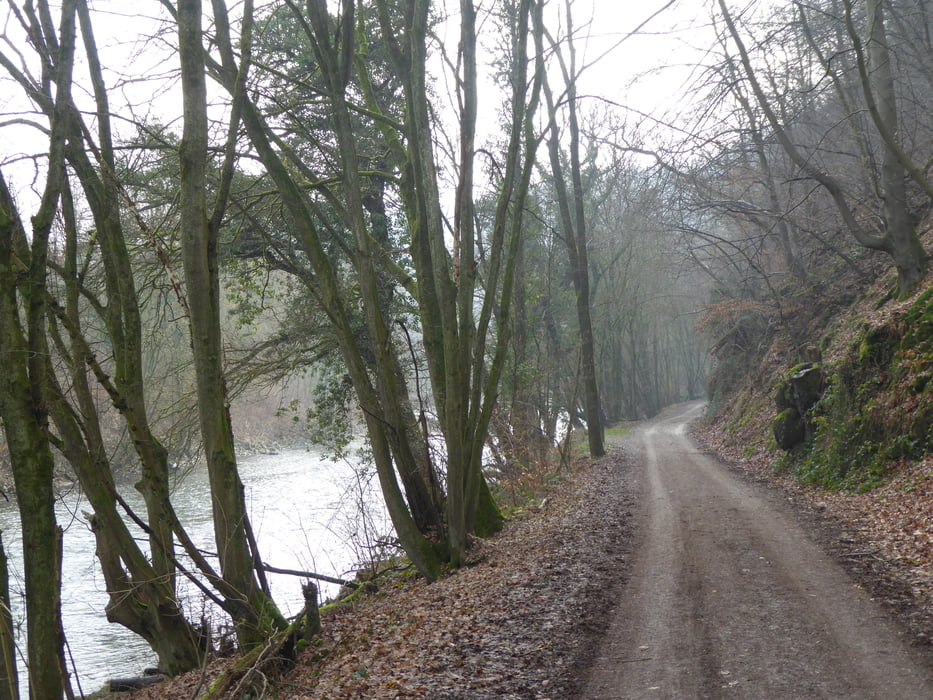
[580,401,933,699]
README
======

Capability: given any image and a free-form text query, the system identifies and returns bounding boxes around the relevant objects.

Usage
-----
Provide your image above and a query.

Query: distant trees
[712,0,932,297]
[481,102,710,463]
[586,149,709,421]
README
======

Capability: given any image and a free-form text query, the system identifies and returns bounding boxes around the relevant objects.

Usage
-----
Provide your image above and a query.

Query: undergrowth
[775,284,933,491]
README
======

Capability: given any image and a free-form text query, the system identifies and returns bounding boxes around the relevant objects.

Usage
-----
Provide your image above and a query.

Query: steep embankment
[703,261,933,642]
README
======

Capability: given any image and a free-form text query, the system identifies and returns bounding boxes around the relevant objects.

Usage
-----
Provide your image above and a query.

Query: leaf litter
[118,450,637,699]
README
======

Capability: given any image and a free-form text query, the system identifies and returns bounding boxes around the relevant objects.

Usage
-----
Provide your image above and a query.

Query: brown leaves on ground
[121,451,636,699]
[811,458,933,600]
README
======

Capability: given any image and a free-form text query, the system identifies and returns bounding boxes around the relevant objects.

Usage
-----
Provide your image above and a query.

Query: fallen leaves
[121,452,637,699]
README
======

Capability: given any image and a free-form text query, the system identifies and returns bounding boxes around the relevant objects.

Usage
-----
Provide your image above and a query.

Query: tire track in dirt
[581,401,933,699]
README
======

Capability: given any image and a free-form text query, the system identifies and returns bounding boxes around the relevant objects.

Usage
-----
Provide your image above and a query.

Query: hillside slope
[702,255,933,639]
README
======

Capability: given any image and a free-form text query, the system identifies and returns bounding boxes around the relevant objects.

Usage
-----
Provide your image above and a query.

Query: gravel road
[581,401,933,699]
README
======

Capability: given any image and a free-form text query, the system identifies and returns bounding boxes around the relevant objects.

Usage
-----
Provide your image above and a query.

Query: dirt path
[581,401,933,699]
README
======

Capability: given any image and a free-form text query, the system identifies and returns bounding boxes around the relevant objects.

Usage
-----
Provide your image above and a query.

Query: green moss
[780,305,933,491]
[605,425,631,438]
[772,408,803,450]
[899,288,933,357]
[858,325,899,366]
[473,476,504,538]
[910,374,931,394]
[773,408,791,427]
[903,287,933,325]
[715,281,933,495]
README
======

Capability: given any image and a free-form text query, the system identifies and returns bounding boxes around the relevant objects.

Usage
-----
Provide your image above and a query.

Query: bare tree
[0,3,77,696]
[540,0,604,456]
[195,0,545,572]
[717,0,928,296]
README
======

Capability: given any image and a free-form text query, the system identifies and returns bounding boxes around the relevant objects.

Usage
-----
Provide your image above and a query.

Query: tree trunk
[0,2,77,693]
[67,0,179,585]
[177,0,284,646]
[0,172,67,700]
[43,308,203,675]
[509,233,535,470]
[540,4,605,458]
[88,510,205,673]
[0,535,17,700]
[865,0,927,296]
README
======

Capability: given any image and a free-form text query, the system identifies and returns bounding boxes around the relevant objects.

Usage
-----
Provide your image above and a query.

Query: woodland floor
[108,406,933,699]
[114,447,638,699]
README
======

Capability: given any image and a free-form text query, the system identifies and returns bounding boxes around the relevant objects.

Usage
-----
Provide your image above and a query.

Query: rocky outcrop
[773,363,824,450]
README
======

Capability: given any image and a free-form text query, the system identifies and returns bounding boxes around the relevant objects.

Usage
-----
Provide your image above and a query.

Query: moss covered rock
[773,363,824,450]
[773,408,806,450]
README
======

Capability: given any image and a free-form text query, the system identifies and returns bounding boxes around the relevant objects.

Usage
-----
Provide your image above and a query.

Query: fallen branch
[261,564,353,588]
[202,583,322,699]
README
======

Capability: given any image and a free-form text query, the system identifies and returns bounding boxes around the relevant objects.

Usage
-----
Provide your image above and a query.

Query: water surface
[0,447,389,694]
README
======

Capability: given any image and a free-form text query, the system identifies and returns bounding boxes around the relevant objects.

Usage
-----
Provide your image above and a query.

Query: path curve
[580,401,933,699]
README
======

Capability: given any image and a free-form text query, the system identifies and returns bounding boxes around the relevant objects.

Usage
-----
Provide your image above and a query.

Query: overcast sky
[0,0,709,210]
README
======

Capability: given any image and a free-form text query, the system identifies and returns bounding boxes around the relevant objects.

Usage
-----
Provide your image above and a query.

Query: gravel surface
[581,401,933,698]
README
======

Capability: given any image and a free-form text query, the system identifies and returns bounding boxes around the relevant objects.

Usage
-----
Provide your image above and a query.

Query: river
[0,447,390,695]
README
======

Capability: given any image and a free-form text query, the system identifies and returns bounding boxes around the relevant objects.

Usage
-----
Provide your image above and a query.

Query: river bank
[112,445,638,698]
[0,447,385,697]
